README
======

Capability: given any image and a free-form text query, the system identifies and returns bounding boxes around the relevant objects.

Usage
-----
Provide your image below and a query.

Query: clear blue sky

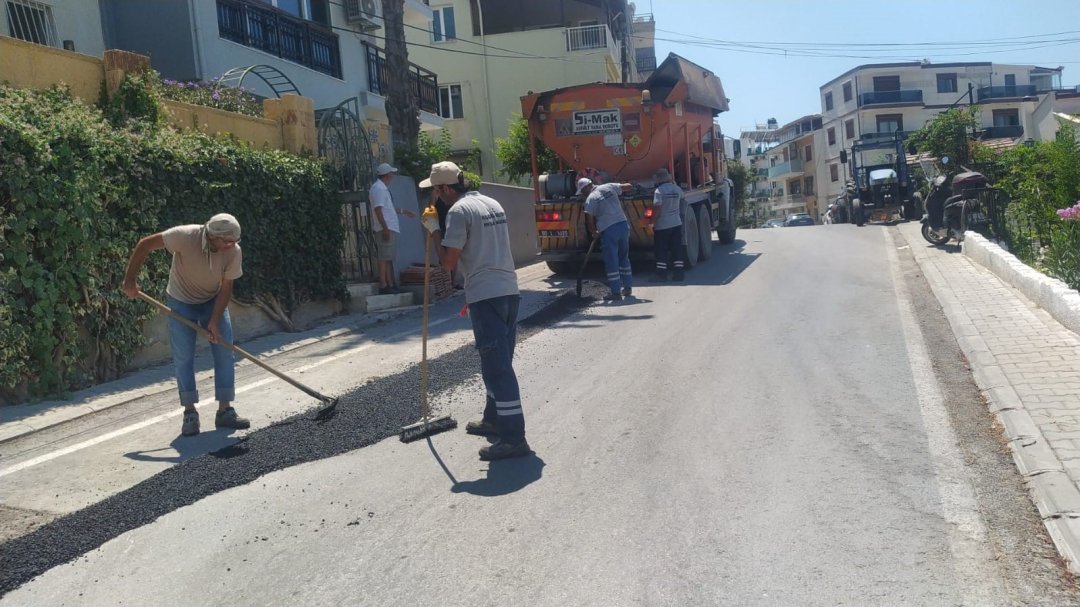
[649,0,1080,136]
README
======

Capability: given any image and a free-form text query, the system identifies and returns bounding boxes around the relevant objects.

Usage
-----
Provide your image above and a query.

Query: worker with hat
[576,177,634,301]
[650,168,687,282]
[371,162,417,295]
[420,161,531,461]
[122,213,250,437]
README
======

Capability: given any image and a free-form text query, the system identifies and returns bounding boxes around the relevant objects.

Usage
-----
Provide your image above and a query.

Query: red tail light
[535,211,564,221]
[644,208,654,218]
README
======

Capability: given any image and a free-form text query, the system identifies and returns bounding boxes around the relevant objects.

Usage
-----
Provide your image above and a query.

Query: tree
[494,114,558,183]
[907,106,979,165]
[727,161,759,227]
[382,0,419,161]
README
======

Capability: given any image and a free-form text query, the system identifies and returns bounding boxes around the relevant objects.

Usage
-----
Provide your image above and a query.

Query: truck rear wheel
[683,208,699,268]
[853,198,865,227]
[697,205,713,261]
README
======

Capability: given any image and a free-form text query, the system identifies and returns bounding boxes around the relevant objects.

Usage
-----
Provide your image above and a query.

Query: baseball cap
[376,163,398,176]
[575,177,593,195]
[419,161,462,188]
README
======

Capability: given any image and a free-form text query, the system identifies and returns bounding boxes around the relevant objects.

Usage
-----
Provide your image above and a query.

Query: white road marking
[884,228,1005,604]
[0,316,460,478]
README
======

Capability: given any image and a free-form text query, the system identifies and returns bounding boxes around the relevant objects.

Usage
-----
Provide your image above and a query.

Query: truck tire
[546,261,576,275]
[717,204,736,244]
[853,198,865,227]
[683,207,699,268]
[697,205,713,260]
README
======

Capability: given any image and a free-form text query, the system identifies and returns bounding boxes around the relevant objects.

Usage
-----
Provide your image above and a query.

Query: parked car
[762,218,785,228]
[784,213,815,227]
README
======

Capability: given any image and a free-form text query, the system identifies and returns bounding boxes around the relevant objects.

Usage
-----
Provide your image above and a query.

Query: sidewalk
[0,262,559,445]
[898,222,1080,573]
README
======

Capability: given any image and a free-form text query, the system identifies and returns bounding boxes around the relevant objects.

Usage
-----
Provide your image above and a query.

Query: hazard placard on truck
[520,53,737,274]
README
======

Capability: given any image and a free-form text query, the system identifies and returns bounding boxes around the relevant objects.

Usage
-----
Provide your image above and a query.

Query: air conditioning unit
[344,0,382,30]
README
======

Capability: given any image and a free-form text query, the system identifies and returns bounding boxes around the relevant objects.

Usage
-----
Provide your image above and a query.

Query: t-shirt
[652,182,685,230]
[583,183,628,232]
[370,179,399,233]
[162,225,243,304]
[441,191,520,304]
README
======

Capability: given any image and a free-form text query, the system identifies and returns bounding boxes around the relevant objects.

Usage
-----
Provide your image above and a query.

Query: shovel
[576,236,599,298]
[137,291,340,420]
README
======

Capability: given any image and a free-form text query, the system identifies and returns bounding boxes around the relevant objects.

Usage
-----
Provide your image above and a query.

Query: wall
[100,0,198,80]
[0,35,105,102]
[164,99,283,149]
[482,183,539,266]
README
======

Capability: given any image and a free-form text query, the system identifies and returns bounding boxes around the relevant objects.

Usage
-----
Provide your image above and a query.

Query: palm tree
[382,0,419,158]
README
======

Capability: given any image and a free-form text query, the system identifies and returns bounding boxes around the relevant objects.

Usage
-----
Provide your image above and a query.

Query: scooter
[919,156,989,246]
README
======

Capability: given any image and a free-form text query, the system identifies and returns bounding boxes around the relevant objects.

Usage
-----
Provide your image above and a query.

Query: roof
[904,138,1021,165]
[647,53,729,113]
[820,61,994,90]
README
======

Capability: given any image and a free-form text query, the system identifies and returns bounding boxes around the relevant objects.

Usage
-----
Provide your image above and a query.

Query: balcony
[858,90,923,106]
[980,125,1024,139]
[770,195,807,211]
[977,85,1037,101]
[858,130,910,143]
[364,44,439,115]
[767,158,804,178]
[636,54,657,73]
[565,24,620,61]
[217,0,341,78]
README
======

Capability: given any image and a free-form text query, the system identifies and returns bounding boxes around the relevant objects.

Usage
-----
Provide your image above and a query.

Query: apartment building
[818,60,1070,202]
[2,0,107,55]
[762,114,825,221]
[404,0,653,181]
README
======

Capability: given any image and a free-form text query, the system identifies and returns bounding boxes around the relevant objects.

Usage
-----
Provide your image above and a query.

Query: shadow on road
[451,455,546,497]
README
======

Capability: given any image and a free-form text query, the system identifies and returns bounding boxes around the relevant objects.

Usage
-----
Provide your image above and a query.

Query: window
[830,164,839,182]
[790,180,802,196]
[843,82,852,102]
[6,0,58,46]
[804,145,812,162]
[1004,74,1016,86]
[255,0,328,24]
[937,73,958,93]
[993,109,1020,127]
[825,92,834,111]
[439,84,463,119]
[873,76,900,91]
[804,176,814,194]
[827,127,836,145]
[432,5,455,42]
[844,119,855,140]
[876,114,904,133]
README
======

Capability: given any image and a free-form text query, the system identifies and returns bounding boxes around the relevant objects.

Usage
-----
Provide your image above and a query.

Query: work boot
[215,407,251,430]
[465,420,498,437]
[650,274,668,283]
[621,287,632,297]
[673,270,685,282]
[603,291,622,302]
[181,410,200,437]
[479,439,532,461]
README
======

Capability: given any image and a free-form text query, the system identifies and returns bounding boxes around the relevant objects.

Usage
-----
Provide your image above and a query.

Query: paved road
[1,225,1076,605]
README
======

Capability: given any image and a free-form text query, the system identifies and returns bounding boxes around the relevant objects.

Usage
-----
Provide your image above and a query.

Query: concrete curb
[963,232,1080,337]
[901,226,1080,575]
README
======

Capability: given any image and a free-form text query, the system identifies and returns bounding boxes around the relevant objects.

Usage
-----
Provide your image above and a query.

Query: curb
[900,226,1080,575]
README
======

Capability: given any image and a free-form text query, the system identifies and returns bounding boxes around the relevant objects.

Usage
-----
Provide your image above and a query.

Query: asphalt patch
[0,289,599,596]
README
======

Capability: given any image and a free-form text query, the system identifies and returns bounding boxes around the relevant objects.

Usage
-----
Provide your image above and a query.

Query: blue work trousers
[469,295,525,443]
[166,295,235,407]
[601,220,633,296]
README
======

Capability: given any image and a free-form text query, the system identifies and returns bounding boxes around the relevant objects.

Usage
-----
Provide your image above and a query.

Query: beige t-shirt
[162,225,243,304]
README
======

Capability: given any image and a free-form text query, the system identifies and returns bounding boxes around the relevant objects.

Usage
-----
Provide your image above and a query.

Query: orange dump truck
[520,53,734,274]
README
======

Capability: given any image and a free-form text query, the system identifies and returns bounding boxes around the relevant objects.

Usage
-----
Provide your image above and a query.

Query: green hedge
[0,82,344,403]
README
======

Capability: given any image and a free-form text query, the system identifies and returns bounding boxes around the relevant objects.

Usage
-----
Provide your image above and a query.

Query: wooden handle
[420,234,432,422]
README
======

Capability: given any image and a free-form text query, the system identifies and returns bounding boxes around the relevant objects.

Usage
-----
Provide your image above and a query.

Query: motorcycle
[919,156,990,246]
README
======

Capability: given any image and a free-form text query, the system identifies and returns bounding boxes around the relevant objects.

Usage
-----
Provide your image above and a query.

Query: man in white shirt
[370,163,416,294]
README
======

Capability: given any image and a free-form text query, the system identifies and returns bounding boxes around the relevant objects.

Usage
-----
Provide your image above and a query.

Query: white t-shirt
[370,179,399,233]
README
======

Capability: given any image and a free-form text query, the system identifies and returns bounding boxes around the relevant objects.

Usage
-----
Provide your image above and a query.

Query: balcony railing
[636,54,657,73]
[217,0,341,78]
[980,125,1024,139]
[364,44,439,115]
[859,130,910,143]
[767,158,804,178]
[977,85,1037,101]
[858,90,923,106]
[565,24,620,62]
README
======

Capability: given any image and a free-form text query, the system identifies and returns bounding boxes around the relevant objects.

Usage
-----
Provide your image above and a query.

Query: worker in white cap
[575,177,634,301]
[122,213,249,437]
[371,162,417,294]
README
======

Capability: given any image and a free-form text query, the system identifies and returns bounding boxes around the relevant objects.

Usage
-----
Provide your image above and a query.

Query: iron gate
[316,97,377,282]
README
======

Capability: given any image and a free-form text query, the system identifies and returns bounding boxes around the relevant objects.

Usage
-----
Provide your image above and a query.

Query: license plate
[539,230,569,238]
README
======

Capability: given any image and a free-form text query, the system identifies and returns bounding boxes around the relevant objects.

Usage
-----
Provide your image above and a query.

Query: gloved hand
[421,205,440,234]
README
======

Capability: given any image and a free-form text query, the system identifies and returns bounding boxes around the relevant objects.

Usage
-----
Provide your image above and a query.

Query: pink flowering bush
[1058,201,1080,222]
